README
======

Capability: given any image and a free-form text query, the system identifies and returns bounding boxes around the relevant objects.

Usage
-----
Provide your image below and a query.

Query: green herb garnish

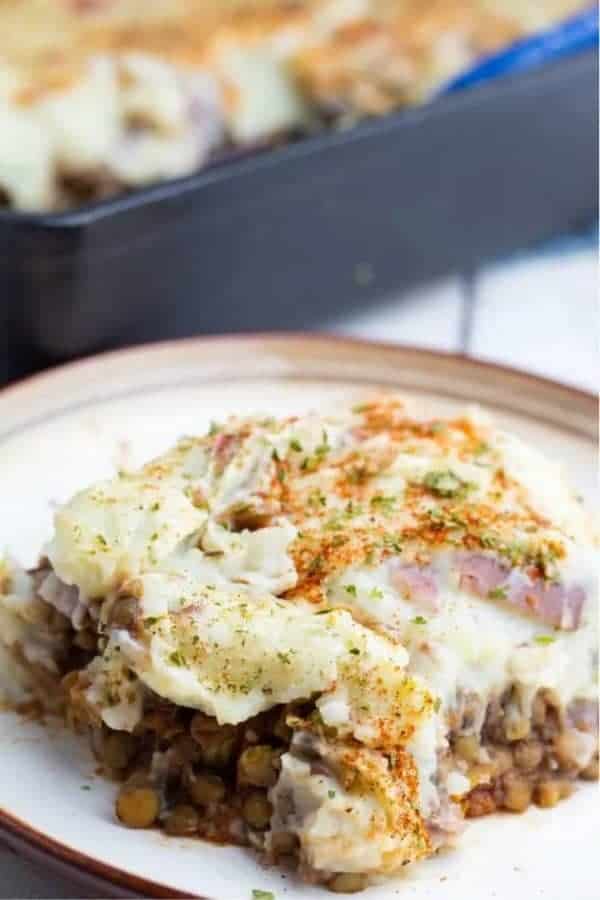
[422,469,474,499]
[315,430,331,459]
[381,534,403,553]
[370,494,396,513]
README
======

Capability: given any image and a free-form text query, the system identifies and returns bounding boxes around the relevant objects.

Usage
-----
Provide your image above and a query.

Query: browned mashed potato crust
[0,0,587,210]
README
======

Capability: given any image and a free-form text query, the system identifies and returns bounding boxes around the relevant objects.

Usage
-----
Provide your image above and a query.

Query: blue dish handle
[441,7,599,94]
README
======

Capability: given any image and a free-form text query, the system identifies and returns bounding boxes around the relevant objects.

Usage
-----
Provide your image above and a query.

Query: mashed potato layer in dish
[1,395,597,891]
[0,0,587,210]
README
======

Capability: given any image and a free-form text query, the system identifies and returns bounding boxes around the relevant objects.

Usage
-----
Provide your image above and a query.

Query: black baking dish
[1,48,597,361]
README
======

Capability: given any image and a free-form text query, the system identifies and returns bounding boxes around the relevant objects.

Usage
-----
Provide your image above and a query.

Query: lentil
[163,804,200,836]
[513,740,544,772]
[488,747,513,777]
[501,772,532,813]
[171,734,203,767]
[187,771,226,806]
[116,784,160,829]
[238,745,281,788]
[190,714,237,768]
[103,731,137,771]
[242,791,273,830]
[553,730,584,771]
[534,779,563,808]
[329,873,367,893]
[454,734,480,764]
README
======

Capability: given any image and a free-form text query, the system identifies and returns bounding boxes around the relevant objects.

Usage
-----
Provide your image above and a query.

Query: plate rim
[0,332,595,424]
[0,332,595,898]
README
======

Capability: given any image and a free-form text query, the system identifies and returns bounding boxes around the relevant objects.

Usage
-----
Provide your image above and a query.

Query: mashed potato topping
[96,583,432,736]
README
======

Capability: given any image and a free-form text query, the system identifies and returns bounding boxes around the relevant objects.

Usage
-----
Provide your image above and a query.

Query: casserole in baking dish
[0,0,588,210]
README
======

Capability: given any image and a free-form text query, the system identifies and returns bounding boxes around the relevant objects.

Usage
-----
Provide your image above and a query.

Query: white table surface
[2,241,597,898]
[333,243,598,393]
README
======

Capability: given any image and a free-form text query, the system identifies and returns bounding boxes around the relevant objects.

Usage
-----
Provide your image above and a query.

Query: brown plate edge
[0,333,596,441]
[0,332,596,899]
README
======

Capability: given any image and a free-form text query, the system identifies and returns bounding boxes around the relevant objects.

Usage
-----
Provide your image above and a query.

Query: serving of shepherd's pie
[1,394,596,892]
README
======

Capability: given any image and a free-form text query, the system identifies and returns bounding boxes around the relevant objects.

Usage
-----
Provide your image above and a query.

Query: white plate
[0,336,597,899]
